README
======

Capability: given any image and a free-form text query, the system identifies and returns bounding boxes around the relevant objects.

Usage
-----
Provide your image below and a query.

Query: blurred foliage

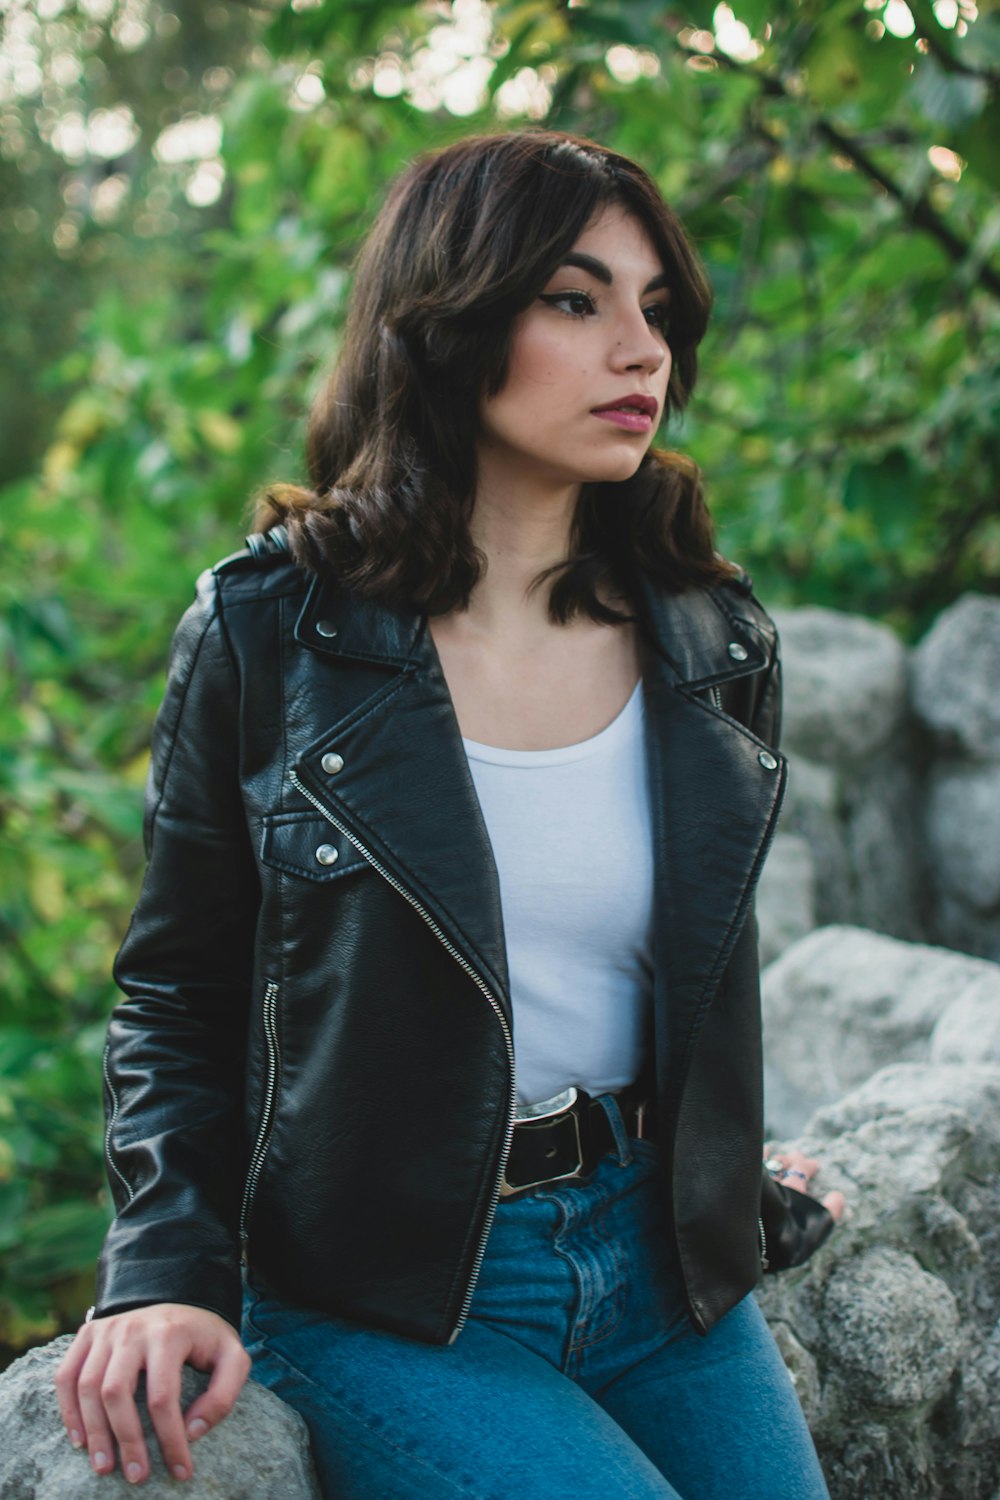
[0,0,997,1356]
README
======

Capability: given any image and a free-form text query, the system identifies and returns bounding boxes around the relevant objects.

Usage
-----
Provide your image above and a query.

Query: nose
[610,309,669,376]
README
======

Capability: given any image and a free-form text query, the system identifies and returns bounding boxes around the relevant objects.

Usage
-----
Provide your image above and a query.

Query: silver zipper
[710,684,722,711]
[288,769,517,1341]
[240,979,281,1259]
[103,1041,135,1204]
[758,1215,769,1272]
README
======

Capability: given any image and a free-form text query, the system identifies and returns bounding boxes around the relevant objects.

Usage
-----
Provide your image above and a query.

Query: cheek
[503,322,582,400]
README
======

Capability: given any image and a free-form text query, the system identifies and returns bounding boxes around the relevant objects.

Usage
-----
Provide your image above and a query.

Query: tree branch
[671,36,1000,302]
[814,115,1000,299]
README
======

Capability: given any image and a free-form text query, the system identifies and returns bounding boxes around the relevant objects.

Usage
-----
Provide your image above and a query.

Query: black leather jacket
[94,535,832,1344]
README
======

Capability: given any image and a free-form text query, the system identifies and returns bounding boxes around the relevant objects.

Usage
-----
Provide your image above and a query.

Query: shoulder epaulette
[212,525,292,575]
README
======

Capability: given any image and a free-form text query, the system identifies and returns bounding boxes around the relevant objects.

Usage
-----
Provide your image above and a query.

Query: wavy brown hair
[256,128,736,621]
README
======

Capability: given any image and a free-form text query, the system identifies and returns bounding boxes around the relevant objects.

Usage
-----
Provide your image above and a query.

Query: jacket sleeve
[93,569,260,1330]
[749,607,837,1273]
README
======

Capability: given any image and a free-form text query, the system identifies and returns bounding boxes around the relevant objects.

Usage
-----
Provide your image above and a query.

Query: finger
[99,1343,153,1486]
[54,1328,92,1451]
[144,1338,194,1481]
[822,1189,846,1222]
[781,1172,812,1195]
[75,1344,119,1477]
[183,1338,251,1442]
[782,1150,818,1175]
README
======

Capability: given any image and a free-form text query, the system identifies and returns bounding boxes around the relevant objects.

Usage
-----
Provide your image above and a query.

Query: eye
[538,290,597,319]
[645,303,672,335]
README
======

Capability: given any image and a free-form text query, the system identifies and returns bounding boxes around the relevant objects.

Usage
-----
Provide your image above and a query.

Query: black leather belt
[500,1083,656,1198]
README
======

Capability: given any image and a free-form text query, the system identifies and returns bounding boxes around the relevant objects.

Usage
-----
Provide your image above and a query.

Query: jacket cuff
[759,1169,835,1273]
[94,1245,243,1332]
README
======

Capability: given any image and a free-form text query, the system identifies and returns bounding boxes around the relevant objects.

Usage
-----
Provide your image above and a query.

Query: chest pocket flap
[260,812,372,884]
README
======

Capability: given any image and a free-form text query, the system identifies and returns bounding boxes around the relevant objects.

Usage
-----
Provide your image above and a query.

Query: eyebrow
[556,251,671,296]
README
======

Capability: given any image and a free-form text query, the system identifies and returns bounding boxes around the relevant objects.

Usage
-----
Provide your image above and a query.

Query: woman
[56,130,844,1497]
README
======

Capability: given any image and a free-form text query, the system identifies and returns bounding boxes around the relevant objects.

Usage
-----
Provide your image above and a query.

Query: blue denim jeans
[242,1102,829,1500]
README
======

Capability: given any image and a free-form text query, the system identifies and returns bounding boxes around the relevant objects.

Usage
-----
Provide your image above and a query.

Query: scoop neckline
[462,679,643,767]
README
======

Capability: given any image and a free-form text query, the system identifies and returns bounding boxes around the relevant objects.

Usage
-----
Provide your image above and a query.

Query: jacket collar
[630,569,770,690]
[291,571,785,1054]
[295,570,771,690]
[295,573,421,667]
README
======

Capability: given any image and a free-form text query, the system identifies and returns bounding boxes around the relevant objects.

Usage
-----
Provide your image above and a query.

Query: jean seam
[567,1194,628,1356]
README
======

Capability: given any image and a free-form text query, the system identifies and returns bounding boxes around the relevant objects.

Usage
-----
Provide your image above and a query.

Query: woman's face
[477,204,673,491]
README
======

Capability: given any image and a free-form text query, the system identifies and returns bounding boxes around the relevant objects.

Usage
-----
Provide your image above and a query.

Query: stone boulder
[0,1339,321,1499]
[756,832,817,965]
[756,1061,1000,1500]
[770,607,924,942]
[911,593,1000,761]
[925,762,1000,962]
[762,924,1000,1136]
[772,606,909,765]
[910,593,1000,962]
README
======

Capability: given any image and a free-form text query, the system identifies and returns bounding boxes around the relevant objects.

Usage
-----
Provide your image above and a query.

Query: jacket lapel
[633,574,787,1094]
[291,575,511,1013]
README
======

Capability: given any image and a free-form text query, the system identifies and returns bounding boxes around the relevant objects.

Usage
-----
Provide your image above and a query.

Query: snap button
[316,620,338,639]
[315,843,339,866]
[321,752,344,775]
[758,750,778,771]
[728,641,748,661]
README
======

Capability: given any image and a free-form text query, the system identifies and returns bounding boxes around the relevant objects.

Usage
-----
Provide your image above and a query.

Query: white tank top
[463,681,654,1107]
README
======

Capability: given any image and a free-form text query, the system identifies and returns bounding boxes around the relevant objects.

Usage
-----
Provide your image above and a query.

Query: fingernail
[126,1461,142,1482]
[70,1429,82,1448]
[187,1418,208,1440]
[93,1451,109,1471]
[173,1465,189,1481]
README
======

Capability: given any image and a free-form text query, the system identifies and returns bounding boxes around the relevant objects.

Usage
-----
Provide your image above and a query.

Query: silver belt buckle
[500,1088,583,1197]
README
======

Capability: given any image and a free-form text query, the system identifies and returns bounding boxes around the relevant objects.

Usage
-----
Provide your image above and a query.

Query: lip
[591,394,659,419]
[590,394,659,433]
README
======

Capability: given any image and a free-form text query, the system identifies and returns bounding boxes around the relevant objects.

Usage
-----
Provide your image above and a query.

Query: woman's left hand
[765,1147,846,1223]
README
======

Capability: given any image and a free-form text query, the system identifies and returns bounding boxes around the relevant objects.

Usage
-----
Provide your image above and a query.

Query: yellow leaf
[0,1299,58,1349]
[41,441,80,485]
[29,861,66,923]
[195,409,244,454]
[0,1137,17,1181]
[122,748,151,786]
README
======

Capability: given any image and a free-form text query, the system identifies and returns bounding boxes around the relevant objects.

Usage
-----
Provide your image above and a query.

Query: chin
[581,454,650,485]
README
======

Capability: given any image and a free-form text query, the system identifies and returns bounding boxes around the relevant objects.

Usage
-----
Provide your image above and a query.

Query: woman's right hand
[54,1303,251,1485]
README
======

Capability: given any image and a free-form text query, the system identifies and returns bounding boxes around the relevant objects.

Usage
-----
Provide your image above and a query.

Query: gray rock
[772,606,909,764]
[0,1338,322,1500]
[931,974,1000,1065]
[925,762,1000,914]
[775,755,853,928]
[821,1247,961,1407]
[911,593,1000,761]
[756,832,817,964]
[931,893,1000,967]
[761,925,1000,1135]
[840,755,924,941]
[757,1061,1000,1500]
[771,716,922,943]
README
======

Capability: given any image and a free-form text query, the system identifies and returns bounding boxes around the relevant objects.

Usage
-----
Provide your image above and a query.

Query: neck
[463,454,580,634]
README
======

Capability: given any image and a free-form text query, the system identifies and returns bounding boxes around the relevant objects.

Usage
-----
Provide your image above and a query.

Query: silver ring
[781,1168,809,1185]
[764,1156,785,1177]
